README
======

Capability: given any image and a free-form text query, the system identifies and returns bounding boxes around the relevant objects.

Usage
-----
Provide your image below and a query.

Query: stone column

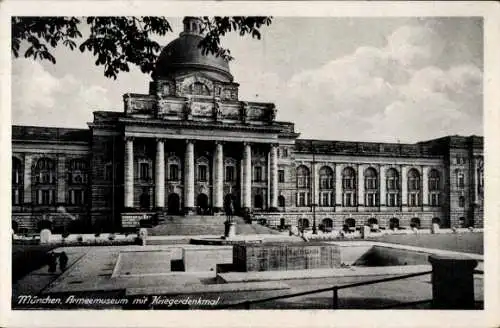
[23,155,33,204]
[422,166,429,206]
[379,165,386,207]
[155,139,165,209]
[57,154,66,204]
[269,144,279,210]
[357,164,365,207]
[401,165,408,206]
[242,142,252,211]
[335,164,342,206]
[428,254,478,309]
[124,137,134,208]
[184,140,195,214]
[213,142,224,213]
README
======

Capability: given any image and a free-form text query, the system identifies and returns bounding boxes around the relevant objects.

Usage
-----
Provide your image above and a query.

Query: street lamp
[312,203,317,234]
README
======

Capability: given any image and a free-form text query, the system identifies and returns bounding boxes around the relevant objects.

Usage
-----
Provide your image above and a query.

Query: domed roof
[153,17,233,82]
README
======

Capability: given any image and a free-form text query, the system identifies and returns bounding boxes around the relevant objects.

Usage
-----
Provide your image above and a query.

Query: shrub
[76,235,83,243]
[61,231,70,239]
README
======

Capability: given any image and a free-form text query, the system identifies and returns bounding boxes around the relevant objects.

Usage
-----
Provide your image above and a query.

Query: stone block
[182,246,233,272]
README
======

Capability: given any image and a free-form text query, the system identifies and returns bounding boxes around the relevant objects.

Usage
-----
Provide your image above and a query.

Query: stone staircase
[147,215,281,236]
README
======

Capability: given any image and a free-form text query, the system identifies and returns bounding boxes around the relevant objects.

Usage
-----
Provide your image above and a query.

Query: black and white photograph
[2,1,499,327]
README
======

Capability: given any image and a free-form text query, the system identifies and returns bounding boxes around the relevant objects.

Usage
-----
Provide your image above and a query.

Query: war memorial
[11,17,484,311]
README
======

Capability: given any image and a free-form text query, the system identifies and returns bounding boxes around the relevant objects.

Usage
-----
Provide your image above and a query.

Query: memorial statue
[268,104,277,122]
[183,97,193,120]
[240,102,249,123]
[213,99,222,121]
[224,196,234,224]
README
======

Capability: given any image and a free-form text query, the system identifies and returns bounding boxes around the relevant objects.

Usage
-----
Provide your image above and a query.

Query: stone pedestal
[431,223,440,234]
[224,222,236,239]
[40,229,51,244]
[428,254,478,309]
[139,228,148,246]
[361,225,370,239]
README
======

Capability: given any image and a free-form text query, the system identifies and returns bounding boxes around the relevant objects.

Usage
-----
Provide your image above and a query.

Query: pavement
[11,236,484,310]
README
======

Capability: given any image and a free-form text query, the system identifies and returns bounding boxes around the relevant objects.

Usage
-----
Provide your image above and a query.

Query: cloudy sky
[12,17,483,143]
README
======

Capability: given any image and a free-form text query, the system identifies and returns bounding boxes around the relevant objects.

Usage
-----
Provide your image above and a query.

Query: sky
[11,17,483,143]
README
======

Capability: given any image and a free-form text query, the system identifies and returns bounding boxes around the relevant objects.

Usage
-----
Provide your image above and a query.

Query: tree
[11,16,272,79]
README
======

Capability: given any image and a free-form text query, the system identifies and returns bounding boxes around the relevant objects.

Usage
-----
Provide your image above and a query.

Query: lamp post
[311,140,317,235]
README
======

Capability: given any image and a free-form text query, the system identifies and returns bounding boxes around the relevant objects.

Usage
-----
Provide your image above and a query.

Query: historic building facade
[11,18,484,232]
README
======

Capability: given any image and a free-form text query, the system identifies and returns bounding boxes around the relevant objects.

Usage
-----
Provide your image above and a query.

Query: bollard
[40,229,52,244]
[139,228,148,246]
[428,254,478,309]
[361,225,370,239]
[431,223,440,234]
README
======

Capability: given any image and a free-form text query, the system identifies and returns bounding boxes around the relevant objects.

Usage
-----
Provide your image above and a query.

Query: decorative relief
[191,102,213,117]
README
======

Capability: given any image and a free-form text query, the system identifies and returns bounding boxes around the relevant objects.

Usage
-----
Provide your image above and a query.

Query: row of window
[296,166,442,191]
[12,158,88,186]
[294,191,442,207]
[11,188,86,206]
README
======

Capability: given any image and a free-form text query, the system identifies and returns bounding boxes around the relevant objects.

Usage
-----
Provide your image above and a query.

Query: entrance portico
[122,131,282,216]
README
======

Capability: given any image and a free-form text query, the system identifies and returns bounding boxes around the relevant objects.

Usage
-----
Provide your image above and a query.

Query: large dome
[153,17,233,82]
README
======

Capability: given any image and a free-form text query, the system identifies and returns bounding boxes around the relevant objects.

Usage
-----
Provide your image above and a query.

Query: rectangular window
[278,170,285,183]
[298,192,306,207]
[458,174,465,188]
[169,164,179,180]
[388,193,396,207]
[225,166,235,182]
[430,193,440,206]
[409,193,419,207]
[367,193,375,207]
[12,189,20,205]
[198,165,207,182]
[254,167,263,182]
[345,193,352,207]
[140,163,150,180]
[41,190,50,205]
[321,193,329,206]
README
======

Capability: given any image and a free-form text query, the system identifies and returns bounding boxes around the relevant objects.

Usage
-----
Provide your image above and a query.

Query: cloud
[280,24,482,142]
[12,59,111,128]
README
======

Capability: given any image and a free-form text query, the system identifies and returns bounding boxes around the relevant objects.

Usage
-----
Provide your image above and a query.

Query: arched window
[364,167,378,207]
[319,166,334,189]
[35,158,55,185]
[34,157,56,205]
[68,159,88,206]
[296,165,310,188]
[319,166,334,207]
[69,159,88,185]
[167,156,181,181]
[428,169,440,191]
[429,169,440,206]
[408,168,421,206]
[169,164,179,181]
[12,157,23,205]
[386,168,399,207]
[342,167,356,207]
